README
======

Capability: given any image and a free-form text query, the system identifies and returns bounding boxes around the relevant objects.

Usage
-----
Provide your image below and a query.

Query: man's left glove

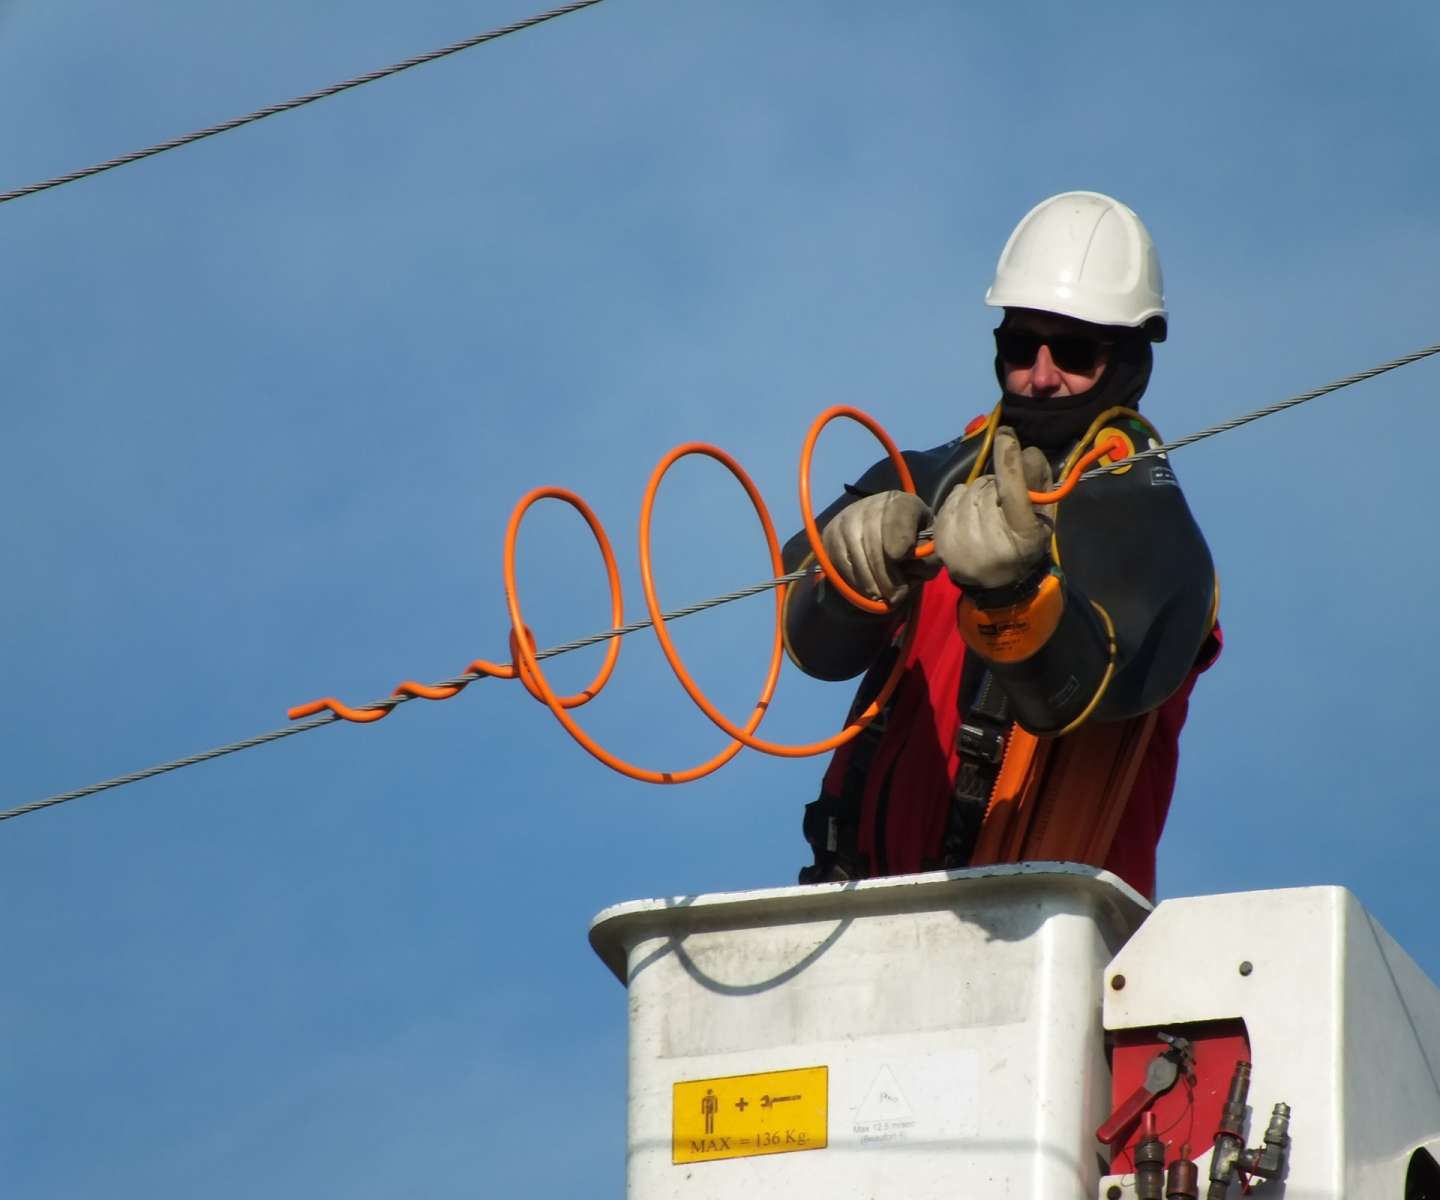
[933,426,1054,592]
[820,490,939,607]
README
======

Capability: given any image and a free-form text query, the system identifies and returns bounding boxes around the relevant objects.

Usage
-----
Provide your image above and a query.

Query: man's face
[997,310,1112,398]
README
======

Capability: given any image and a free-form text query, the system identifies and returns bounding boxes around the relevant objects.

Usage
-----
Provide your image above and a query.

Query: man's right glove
[933,426,1054,592]
[820,490,938,607]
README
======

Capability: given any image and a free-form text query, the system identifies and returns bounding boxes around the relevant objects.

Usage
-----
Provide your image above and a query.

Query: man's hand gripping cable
[288,406,1122,784]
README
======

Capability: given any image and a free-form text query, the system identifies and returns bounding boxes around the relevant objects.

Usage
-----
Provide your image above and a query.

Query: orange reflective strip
[968,726,1045,867]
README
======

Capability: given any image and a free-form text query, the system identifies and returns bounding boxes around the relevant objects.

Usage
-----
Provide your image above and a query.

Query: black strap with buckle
[942,662,1011,868]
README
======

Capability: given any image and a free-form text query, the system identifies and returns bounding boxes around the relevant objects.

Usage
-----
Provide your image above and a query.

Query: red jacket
[817,571,1220,899]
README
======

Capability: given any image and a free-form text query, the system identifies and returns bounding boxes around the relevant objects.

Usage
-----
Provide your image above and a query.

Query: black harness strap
[943,660,1011,868]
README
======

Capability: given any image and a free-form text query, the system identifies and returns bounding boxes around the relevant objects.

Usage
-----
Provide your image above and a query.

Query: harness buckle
[957,720,1006,765]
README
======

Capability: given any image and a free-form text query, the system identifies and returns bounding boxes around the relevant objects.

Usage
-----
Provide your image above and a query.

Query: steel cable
[0,717,337,823]
[3,340,1438,824]
[1074,340,1440,480]
[0,569,814,824]
[0,0,610,207]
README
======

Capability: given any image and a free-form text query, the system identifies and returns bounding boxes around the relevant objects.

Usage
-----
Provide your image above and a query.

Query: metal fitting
[1166,1156,1200,1199]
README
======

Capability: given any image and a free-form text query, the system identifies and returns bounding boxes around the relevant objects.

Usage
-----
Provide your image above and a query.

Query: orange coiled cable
[288,408,1122,782]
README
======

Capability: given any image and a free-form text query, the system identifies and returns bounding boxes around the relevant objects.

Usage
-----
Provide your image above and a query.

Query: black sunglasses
[994,327,1111,373]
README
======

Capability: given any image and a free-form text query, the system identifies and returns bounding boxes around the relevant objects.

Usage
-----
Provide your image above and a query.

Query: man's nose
[1030,343,1062,392]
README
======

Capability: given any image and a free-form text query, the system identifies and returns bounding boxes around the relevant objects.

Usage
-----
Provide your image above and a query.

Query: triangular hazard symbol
[855,1064,913,1124]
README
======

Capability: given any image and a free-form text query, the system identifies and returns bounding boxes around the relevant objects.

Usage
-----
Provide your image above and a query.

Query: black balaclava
[995,322,1154,453]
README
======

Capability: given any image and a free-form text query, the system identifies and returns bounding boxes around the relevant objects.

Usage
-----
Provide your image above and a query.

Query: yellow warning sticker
[672,1066,827,1164]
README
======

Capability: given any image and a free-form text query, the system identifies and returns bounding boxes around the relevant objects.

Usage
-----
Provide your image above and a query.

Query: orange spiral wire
[634,437,915,764]
[799,406,919,614]
[288,409,1120,781]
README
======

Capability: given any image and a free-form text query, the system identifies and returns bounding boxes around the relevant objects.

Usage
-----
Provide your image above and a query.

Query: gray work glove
[933,426,1055,592]
[820,490,938,606]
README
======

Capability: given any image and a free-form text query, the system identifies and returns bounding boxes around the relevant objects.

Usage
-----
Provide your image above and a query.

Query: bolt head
[1110,973,1126,991]
[1239,960,1254,976]
[1107,1187,1123,1200]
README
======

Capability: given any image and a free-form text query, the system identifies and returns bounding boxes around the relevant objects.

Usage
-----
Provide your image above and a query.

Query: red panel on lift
[1106,1020,1251,1171]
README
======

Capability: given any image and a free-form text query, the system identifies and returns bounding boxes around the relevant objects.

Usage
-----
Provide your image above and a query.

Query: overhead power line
[0,569,813,825]
[2,340,1438,825]
[0,0,610,207]
[1074,340,1440,476]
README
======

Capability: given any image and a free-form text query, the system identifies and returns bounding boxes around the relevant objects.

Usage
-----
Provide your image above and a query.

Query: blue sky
[4,2,1440,1196]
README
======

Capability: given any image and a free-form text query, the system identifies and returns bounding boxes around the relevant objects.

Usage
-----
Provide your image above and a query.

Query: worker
[785,191,1219,900]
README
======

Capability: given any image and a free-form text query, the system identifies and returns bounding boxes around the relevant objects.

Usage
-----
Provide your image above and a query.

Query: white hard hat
[985,191,1167,341]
